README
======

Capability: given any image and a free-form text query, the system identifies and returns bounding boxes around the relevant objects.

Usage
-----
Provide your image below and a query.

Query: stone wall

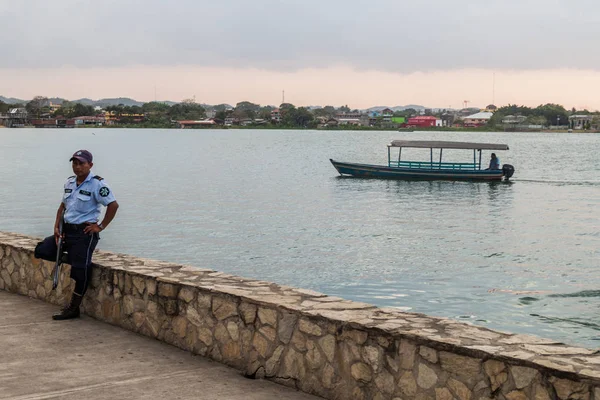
[1,231,600,400]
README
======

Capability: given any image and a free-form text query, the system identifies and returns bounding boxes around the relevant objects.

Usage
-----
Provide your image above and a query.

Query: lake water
[1,128,599,348]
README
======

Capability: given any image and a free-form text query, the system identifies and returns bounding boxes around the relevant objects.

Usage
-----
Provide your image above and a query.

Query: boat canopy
[389,140,509,151]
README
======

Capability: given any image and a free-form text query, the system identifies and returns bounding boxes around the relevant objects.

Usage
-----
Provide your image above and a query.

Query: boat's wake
[513,178,600,187]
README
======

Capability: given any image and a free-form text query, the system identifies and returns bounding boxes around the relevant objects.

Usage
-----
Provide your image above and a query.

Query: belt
[63,222,95,230]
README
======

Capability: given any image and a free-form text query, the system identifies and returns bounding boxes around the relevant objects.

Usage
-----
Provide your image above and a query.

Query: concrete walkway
[0,291,321,400]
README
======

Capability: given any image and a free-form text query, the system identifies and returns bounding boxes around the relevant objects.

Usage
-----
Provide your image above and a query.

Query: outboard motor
[502,164,515,180]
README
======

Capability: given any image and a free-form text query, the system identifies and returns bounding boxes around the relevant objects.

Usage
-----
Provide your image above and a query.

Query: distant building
[569,115,593,130]
[406,116,437,128]
[501,115,526,125]
[336,112,363,119]
[381,108,393,122]
[224,117,238,126]
[48,102,62,113]
[440,113,455,127]
[463,111,493,127]
[74,116,105,126]
[177,119,217,128]
[2,108,28,127]
[336,111,367,126]
[271,109,281,123]
[31,118,75,128]
[104,111,145,124]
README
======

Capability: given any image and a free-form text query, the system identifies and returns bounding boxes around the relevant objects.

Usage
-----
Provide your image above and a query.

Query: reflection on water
[1,128,599,348]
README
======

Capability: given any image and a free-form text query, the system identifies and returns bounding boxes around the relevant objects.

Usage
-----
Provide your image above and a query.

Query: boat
[330,140,515,181]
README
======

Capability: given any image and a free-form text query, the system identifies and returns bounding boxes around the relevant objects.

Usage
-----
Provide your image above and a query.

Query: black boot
[52,293,82,320]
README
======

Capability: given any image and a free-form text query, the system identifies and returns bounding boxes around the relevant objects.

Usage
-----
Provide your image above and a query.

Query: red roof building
[406,116,437,128]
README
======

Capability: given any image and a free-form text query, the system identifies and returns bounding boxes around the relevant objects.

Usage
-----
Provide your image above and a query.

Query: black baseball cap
[69,150,93,163]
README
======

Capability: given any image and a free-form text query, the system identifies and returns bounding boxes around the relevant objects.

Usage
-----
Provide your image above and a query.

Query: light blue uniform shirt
[62,171,117,224]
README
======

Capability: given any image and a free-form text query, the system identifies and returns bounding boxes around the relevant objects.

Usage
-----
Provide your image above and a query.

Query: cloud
[2,0,599,72]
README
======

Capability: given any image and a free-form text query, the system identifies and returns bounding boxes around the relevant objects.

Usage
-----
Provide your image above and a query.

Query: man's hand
[83,223,103,235]
[54,226,63,245]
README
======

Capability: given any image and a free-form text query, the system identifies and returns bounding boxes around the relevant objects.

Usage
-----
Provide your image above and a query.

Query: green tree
[142,102,170,114]
[214,110,229,121]
[167,100,205,120]
[233,101,260,119]
[257,106,274,120]
[532,103,568,126]
[394,108,417,118]
[70,103,95,117]
[0,100,10,113]
[291,107,314,127]
[313,106,336,118]
[26,96,49,118]
[488,104,533,127]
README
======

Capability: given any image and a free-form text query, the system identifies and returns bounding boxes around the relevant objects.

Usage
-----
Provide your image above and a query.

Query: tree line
[488,103,600,128]
[3,96,599,129]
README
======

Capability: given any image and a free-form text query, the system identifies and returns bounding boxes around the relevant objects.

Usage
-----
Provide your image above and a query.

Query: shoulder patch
[93,175,104,181]
[99,187,111,197]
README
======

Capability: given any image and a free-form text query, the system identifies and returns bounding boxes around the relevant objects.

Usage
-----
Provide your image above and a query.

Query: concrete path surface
[0,290,321,400]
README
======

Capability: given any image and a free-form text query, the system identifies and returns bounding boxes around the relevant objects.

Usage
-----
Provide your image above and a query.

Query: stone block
[351,362,372,383]
[146,279,156,295]
[510,365,538,389]
[158,282,179,298]
[341,329,368,345]
[222,342,241,361]
[417,363,438,389]
[212,296,238,320]
[239,302,257,324]
[291,329,307,352]
[172,316,187,338]
[362,345,383,372]
[280,348,306,380]
[214,323,230,345]
[375,369,395,395]
[420,346,438,364]
[252,332,270,358]
[505,391,528,400]
[178,287,196,303]
[132,276,145,295]
[266,345,285,376]
[259,326,277,342]
[322,363,336,389]
[226,321,239,341]
[448,378,472,400]
[299,318,323,336]
[399,339,417,370]
[197,327,213,346]
[258,307,278,327]
[398,371,417,398]
[278,312,297,344]
[318,334,336,363]
[197,292,212,310]
[440,352,481,384]
[550,377,589,400]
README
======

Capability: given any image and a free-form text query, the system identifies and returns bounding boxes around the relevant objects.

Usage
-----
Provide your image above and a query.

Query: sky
[2,0,600,110]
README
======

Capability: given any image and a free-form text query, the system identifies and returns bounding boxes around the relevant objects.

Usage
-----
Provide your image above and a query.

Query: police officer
[35,150,119,320]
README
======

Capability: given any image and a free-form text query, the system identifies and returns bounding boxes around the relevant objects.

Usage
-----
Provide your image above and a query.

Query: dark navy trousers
[35,225,99,296]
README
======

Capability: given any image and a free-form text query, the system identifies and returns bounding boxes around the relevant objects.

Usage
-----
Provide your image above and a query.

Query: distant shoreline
[1,124,597,134]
